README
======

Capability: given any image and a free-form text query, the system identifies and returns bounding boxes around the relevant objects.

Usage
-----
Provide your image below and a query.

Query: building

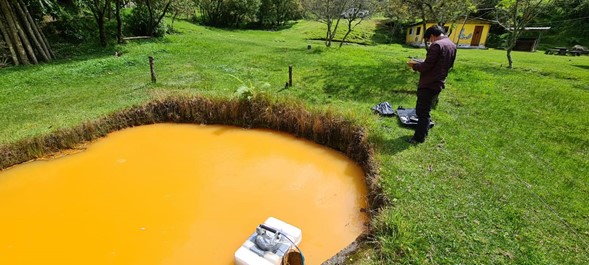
[406,19,492,49]
[508,27,551,52]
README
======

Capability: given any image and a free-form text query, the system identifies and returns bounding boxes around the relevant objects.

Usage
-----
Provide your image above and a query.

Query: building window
[409,28,413,35]
[416,27,421,36]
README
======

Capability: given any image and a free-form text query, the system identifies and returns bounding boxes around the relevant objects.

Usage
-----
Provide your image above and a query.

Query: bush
[257,0,302,28]
[485,33,506,49]
[124,7,166,37]
[200,0,261,27]
[44,12,96,43]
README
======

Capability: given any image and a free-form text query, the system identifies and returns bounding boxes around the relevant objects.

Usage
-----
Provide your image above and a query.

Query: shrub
[257,0,302,28]
[124,6,167,37]
[199,0,261,27]
[44,12,96,43]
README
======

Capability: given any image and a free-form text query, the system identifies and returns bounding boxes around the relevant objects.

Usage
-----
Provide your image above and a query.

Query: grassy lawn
[1,18,588,264]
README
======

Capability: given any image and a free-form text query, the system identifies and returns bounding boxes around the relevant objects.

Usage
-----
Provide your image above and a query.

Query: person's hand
[407,60,417,68]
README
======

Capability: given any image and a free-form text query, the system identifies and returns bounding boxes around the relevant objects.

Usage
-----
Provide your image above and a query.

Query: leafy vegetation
[537,0,589,46]
[1,17,589,264]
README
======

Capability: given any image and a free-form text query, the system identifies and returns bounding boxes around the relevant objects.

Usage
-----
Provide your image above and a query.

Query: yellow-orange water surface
[0,124,368,265]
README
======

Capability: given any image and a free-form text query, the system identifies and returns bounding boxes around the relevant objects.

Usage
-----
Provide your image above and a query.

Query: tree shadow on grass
[303,58,417,103]
[371,19,395,45]
[0,40,125,73]
[11,37,177,78]
[200,20,299,32]
[470,62,589,85]
[372,133,414,156]
[52,42,119,61]
[572,64,589,70]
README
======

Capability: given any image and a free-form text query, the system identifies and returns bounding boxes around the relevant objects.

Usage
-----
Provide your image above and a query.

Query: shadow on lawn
[368,115,414,156]
[0,40,144,74]
[572,64,589,70]
[372,133,413,156]
[2,35,170,73]
[200,20,299,32]
[303,59,417,103]
[51,41,125,62]
[371,19,406,45]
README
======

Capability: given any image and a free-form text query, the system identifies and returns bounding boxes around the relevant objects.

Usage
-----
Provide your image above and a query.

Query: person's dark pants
[413,87,441,142]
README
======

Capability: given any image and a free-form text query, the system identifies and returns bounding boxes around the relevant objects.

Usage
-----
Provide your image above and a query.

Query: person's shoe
[406,137,424,144]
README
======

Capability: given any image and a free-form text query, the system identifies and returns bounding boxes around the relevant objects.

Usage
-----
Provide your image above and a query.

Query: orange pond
[0,124,368,265]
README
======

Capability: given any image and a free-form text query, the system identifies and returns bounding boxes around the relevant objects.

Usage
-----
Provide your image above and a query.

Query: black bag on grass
[371,102,395,116]
[396,107,434,128]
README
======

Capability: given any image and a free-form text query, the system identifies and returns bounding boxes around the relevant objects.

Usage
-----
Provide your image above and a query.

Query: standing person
[406,25,456,144]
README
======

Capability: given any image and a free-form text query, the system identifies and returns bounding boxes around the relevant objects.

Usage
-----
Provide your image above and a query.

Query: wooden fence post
[288,64,293,87]
[149,56,156,83]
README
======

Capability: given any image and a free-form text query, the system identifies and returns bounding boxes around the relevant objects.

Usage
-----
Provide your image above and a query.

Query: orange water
[0,124,368,265]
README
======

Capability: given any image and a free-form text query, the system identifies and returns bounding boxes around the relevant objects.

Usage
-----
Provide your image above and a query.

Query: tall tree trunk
[38,22,54,58]
[507,48,513,68]
[0,0,54,65]
[455,15,469,46]
[90,0,110,47]
[171,11,178,31]
[13,0,48,62]
[339,15,364,48]
[148,0,172,36]
[0,13,20,65]
[325,19,332,47]
[421,21,428,51]
[0,0,29,64]
[506,0,520,69]
[98,13,107,47]
[391,22,399,42]
[146,0,155,36]
[116,0,123,43]
[13,9,38,64]
[17,0,53,60]
[339,20,353,48]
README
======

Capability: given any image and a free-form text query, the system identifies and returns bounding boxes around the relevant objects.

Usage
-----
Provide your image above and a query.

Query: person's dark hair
[424,25,445,39]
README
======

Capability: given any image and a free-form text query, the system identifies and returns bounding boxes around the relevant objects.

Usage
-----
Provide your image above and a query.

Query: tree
[258,0,302,28]
[0,0,54,65]
[406,0,480,25]
[226,0,262,27]
[169,0,196,30]
[197,0,261,27]
[83,0,111,47]
[383,0,412,40]
[302,0,354,47]
[339,1,373,47]
[198,0,224,26]
[115,0,123,43]
[537,0,589,45]
[130,0,174,36]
[146,0,174,36]
[494,0,553,68]
[385,0,478,50]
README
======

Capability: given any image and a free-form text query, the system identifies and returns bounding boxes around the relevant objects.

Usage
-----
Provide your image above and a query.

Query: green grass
[1,18,588,264]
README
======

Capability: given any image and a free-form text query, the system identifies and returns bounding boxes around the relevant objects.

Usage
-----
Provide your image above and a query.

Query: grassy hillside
[1,18,588,264]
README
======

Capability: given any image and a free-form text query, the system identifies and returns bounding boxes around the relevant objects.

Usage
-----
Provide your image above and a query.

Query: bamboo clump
[0,0,54,66]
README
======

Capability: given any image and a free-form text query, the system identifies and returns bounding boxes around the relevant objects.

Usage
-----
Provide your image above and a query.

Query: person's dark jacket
[412,36,457,91]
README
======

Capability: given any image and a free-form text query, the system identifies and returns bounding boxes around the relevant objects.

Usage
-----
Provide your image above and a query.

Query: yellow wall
[405,22,437,45]
[406,20,491,48]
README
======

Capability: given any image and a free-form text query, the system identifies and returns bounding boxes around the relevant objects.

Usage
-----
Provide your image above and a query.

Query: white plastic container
[234,217,302,265]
